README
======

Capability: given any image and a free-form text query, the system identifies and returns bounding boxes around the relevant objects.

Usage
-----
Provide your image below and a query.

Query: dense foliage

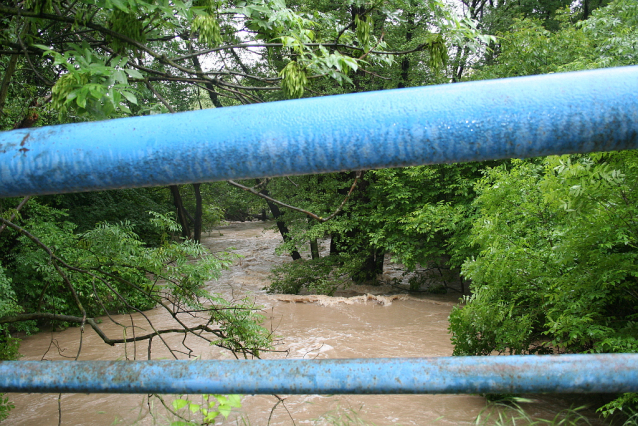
[2,0,638,421]
[268,256,349,295]
[446,0,638,418]
[0,0,488,421]
[260,1,638,418]
[0,200,271,354]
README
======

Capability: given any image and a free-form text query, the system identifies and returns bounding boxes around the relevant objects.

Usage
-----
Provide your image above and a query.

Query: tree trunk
[257,180,301,260]
[170,185,190,239]
[266,199,301,260]
[397,6,414,89]
[451,46,471,83]
[187,54,220,241]
[191,55,223,108]
[0,54,19,118]
[330,171,384,283]
[310,239,320,259]
[193,183,202,243]
[353,248,385,284]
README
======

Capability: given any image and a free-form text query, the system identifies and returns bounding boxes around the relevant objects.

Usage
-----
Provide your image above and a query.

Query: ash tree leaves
[108,10,147,53]
[192,14,223,47]
[449,152,638,360]
[447,153,638,415]
[470,0,638,80]
[279,60,308,98]
[2,0,493,120]
[441,1,638,416]
[191,0,223,47]
[354,13,373,51]
[36,42,141,118]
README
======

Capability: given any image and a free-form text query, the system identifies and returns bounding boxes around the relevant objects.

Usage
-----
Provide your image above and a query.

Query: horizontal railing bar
[1,355,637,394]
[1,66,637,198]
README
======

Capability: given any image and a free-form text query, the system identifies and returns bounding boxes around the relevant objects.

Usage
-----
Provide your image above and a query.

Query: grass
[314,406,377,426]
[474,398,592,426]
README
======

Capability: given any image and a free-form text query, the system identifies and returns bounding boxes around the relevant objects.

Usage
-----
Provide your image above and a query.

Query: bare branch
[0,218,264,356]
[227,172,362,223]
[0,195,30,235]
[144,80,175,113]
[321,171,363,222]
[0,312,226,346]
[359,67,392,80]
[173,42,428,61]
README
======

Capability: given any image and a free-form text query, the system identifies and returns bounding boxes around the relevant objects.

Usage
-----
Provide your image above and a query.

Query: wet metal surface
[1,66,637,197]
[1,355,637,394]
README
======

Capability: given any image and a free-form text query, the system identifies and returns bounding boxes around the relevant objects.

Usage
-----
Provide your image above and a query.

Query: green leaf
[111,0,129,12]
[33,44,53,52]
[124,69,143,79]
[219,406,232,418]
[227,394,242,408]
[121,91,137,105]
[172,399,188,410]
[76,89,87,108]
[204,411,219,421]
[113,70,127,84]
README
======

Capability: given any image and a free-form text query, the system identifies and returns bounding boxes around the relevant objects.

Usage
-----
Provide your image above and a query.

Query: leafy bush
[41,188,173,246]
[449,153,638,413]
[407,272,448,294]
[266,256,350,295]
[474,399,592,426]
[170,394,242,425]
[0,394,14,423]
[0,266,21,422]
[1,203,271,357]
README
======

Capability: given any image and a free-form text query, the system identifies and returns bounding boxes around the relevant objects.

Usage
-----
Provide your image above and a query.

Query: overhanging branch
[227,171,362,223]
[173,43,426,61]
[0,312,224,346]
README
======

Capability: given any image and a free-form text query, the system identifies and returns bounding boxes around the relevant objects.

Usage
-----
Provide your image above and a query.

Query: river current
[8,221,608,425]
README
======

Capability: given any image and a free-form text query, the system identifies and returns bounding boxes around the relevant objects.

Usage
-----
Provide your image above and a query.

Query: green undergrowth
[474,399,593,426]
[266,256,351,295]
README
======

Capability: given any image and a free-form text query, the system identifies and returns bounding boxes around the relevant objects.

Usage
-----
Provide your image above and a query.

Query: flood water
[8,221,609,425]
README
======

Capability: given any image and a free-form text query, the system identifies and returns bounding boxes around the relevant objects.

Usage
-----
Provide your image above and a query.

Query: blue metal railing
[0,66,637,394]
[2,66,637,198]
[1,356,638,394]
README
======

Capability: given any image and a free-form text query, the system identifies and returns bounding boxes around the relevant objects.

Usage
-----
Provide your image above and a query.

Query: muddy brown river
[8,222,608,425]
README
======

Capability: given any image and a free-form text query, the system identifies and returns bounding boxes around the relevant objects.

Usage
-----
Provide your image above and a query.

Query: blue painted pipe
[1,66,637,197]
[1,355,636,394]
